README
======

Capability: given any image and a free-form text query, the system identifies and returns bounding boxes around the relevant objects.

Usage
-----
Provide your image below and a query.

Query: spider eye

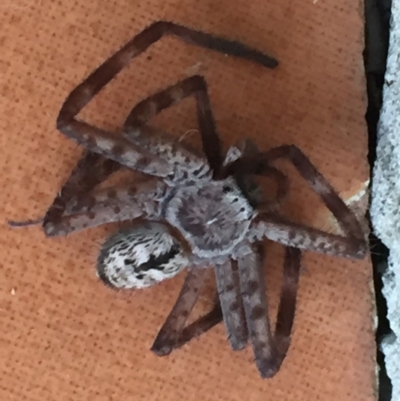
[223,185,233,193]
[96,222,188,290]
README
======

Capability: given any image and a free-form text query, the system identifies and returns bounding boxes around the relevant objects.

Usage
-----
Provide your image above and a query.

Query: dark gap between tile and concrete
[364,0,392,400]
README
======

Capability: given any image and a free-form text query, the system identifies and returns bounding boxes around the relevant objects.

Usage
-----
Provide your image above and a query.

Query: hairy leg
[160,244,302,370]
[175,302,223,349]
[123,75,223,175]
[42,179,163,237]
[225,145,368,258]
[236,245,302,379]
[44,152,121,227]
[149,146,289,355]
[251,214,366,258]
[35,75,225,235]
[223,139,290,210]
[151,268,207,356]
[8,151,121,229]
[214,259,248,350]
[13,75,225,232]
[34,74,221,234]
[274,247,302,360]
[57,21,277,177]
[46,73,228,234]
[237,249,276,378]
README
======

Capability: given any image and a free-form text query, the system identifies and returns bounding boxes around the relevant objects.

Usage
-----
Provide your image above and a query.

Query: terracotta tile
[0,1,375,400]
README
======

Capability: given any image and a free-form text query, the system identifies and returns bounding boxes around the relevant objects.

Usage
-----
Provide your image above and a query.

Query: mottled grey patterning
[97,222,189,289]
[9,21,368,379]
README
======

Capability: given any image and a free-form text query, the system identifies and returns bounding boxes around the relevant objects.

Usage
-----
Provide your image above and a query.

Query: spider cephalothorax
[165,176,255,261]
[10,21,368,379]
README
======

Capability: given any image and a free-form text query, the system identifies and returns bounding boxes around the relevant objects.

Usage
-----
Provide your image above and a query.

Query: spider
[10,21,368,379]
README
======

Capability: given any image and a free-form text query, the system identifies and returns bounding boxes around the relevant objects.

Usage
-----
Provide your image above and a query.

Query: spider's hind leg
[214,259,248,350]
[152,292,224,353]
[176,301,223,348]
[151,144,290,355]
[236,245,302,378]
[151,268,208,356]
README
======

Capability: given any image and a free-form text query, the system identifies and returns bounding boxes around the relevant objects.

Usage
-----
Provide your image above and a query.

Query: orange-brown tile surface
[0,1,376,400]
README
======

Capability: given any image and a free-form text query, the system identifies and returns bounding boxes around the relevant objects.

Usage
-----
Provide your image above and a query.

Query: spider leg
[152,150,289,353]
[149,150,290,354]
[36,75,225,235]
[237,249,275,378]
[214,259,248,350]
[274,247,302,361]
[161,244,303,379]
[43,179,163,237]
[41,76,221,234]
[123,75,223,174]
[225,145,367,258]
[237,245,302,378]
[251,214,366,258]
[8,151,121,230]
[58,122,172,177]
[210,142,287,352]
[176,301,223,349]
[57,21,277,176]
[235,165,289,212]
[151,268,207,356]
[242,141,290,208]
[125,124,211,180]
[223,139,290,210]
[8,217,43,227]
[44,151,121,229]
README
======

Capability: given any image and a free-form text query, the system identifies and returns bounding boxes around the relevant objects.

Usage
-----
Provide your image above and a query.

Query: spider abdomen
[165,177,255,259]
[97,222,189,289]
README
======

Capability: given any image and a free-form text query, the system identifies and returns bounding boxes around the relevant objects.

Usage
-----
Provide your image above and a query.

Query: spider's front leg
[43,72,230,237]
[43,152,121,232]
[114,75,223,185]
[57,21,277,178]
[8,151,121,230]
[36,76,222,235]
[122,75,223,174]
[150,268,208,355]
[43,178,164,237]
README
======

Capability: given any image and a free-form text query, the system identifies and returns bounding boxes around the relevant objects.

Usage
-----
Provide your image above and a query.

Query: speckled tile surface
[0,1,375,400]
